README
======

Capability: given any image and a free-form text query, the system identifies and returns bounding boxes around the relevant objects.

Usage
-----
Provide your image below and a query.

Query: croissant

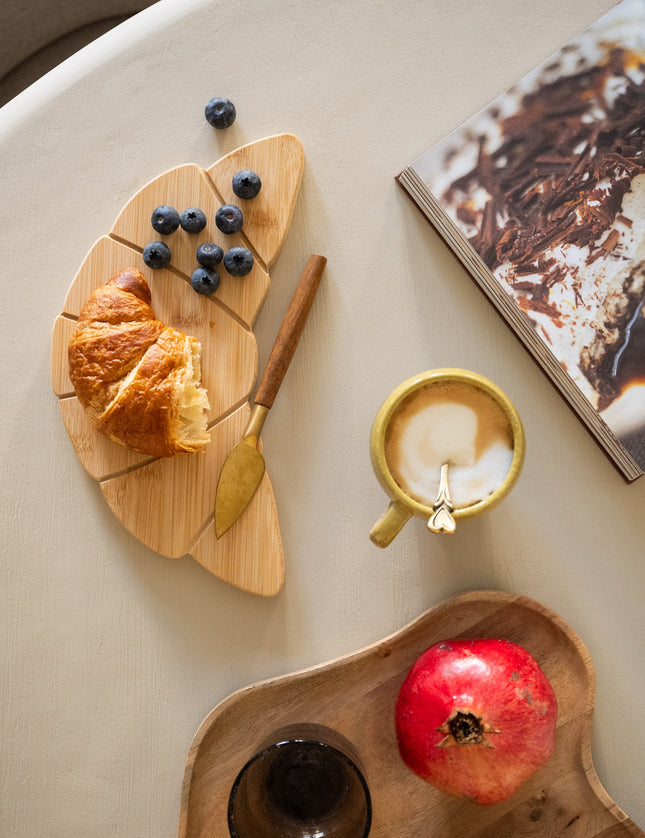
[68,267,210,457]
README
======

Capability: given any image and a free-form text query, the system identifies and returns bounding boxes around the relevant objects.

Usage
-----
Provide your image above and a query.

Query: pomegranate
[395,638,557,805]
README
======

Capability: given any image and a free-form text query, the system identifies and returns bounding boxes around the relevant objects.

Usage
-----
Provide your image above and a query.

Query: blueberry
[196,243,224,268]
[232,169,262,199]
[215,204,243,234]
[142,241,172,269]
[205,97,236,129]
[150,205,180,234]
[224,247,254,277]
[191,267,220,295]
[180,207,207,233]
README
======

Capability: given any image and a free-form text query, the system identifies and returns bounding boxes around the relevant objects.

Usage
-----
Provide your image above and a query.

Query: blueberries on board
[191,266,221,295]
[142,241,172,269]
[232,169,262,200]
[150,205,180,235]
[196,243,224,268]
[224,247,254,277]
[180,208,208,234]
[215,204,244,234]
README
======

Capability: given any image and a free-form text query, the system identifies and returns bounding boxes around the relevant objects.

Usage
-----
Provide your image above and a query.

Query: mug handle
[369,501,413,548]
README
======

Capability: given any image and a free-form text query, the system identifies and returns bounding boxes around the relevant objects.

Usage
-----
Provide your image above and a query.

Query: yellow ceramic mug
[369,369,525,547]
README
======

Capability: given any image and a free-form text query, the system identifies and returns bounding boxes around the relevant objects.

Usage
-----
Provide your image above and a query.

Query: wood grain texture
[255,254,326,408]
[207,134,305,270]
[50,135,305,595]
[177,590,644,837]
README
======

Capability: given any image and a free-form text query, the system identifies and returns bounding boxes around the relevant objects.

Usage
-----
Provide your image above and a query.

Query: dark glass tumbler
[227,723,371,837]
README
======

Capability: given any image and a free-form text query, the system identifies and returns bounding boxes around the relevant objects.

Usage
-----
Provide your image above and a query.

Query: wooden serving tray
[51,134,305,596]
[178,590,644,837]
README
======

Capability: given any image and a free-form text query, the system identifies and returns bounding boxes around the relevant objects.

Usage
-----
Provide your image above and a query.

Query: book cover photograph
[398,0,645,481]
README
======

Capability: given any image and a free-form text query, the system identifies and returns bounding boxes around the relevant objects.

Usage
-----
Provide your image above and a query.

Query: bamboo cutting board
[51,134,305,596]
[178,590,644,837]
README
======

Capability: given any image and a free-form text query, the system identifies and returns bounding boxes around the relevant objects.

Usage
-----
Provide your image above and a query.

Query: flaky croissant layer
[68,267,210,457]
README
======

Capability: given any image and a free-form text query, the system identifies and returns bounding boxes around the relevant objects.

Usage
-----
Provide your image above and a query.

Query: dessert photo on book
[398,0,645,481]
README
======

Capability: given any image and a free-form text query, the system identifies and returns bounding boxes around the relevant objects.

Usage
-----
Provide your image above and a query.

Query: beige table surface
[1,0,644,835]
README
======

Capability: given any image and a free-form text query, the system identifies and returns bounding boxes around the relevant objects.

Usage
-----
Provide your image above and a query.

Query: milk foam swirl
[384,382,514,509]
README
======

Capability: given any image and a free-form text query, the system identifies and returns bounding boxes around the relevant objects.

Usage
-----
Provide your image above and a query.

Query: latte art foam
[385,381,514,509]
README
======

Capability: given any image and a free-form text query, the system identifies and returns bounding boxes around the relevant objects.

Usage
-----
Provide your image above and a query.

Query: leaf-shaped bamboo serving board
[178,590,644,837]
[51,134,305,596]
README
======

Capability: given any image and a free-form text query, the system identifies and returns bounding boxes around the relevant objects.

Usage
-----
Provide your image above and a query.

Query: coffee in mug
[369,369,525,546]
[384,379,515,510]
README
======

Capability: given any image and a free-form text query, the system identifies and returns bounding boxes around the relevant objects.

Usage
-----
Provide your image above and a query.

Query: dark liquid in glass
[265,742,348,821]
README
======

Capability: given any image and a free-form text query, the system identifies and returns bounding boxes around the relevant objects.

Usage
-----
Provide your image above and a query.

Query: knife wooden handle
[254,254,326,408]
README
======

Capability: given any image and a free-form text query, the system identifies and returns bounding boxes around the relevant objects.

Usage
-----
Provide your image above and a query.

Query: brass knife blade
[214,254,327,539]
[215,438,266,539]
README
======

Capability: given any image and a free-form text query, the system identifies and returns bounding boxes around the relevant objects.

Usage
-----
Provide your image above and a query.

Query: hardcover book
[397,0,645,481]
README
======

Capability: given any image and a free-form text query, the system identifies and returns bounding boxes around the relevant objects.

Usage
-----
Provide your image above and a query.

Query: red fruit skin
[395,638,557,805]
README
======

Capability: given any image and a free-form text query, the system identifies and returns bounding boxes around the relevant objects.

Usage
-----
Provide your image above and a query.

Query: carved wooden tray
[178,590,644,836]
[51,134,305,596]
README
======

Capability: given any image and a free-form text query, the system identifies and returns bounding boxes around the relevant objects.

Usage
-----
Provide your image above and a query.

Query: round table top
[1,0,644,834]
